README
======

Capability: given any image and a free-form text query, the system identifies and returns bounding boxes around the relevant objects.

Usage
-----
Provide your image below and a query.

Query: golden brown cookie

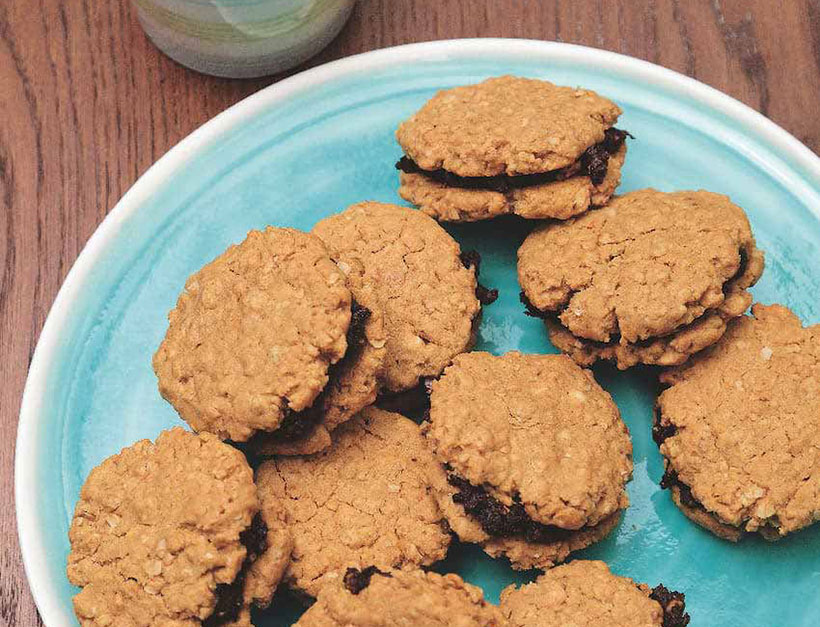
[312,202,482,392]
[67,428,290,626]
[424,351,633,570]
[397,76,622,176]
[153,227,352,442]
[655,303,820,541]
[295,568,505,627]
[250,281,387,456]
[519,189,764,368]
[500,561,689,627]
[395,76,627,222]
[255,407,452,598]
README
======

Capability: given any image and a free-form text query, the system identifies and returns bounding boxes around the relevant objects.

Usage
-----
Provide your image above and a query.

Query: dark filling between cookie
[376,376,435,420]
[343,566,392,595]
[203,513,269,626]
[460,249,499,306]
[397,128,630,191]
[659,468,704,511]
[265,299,372,444]
[447,472,583,543]
[649,584,691,627]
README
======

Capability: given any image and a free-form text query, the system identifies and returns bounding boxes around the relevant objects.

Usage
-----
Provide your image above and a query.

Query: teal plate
[16,40,820,626]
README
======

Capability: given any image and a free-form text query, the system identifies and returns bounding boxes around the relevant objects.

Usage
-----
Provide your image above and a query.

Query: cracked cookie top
[501,561,688,627]
[518,189,764,344]
[296,569,504,626]
[67,428,259,626]
[313,202,480,392]
[153,227,352,442]
[396,76,621,176]
[255,407,452,598]
[425,352,632,530]
[657,303,820,538]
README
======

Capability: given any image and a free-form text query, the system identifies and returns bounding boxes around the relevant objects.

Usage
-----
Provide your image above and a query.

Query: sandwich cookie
[255,407,452,598]
[655,304,820,541]
[313,202,489,393]
[396,75,629,222]
[67,428,292,626]
[519,189,764,369]
[425,351,633,570]
[154,227,352,443]
[295,568,504,626]
[500,560,689,627]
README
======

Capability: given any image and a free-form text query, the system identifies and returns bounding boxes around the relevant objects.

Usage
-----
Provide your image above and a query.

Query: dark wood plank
[2,1,818,624]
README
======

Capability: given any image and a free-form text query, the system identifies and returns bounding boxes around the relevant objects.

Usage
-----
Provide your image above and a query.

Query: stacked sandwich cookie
[424,351,633,570]
[154,218,492,456]
[518,189,765,369]
[396,76,629,222]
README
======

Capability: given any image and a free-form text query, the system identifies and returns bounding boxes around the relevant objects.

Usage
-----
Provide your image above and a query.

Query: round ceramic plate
[17,39,820,626]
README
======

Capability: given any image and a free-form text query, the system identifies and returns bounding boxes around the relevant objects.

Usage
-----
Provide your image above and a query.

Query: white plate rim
[15,37,820,626]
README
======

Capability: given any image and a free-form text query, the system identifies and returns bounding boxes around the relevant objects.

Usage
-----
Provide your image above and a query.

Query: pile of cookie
[66,76,820,627]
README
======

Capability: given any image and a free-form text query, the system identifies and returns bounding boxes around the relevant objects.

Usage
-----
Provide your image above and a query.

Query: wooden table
[2,1,819,624]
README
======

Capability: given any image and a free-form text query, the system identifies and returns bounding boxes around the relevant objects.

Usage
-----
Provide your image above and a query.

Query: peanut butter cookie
[296,568,504,626]
[255,407,452,598]
[519,189,764,368]
[425,351,633,569]
[312,202,483,392]
[396,76,628,222]
[500,561,689,627]
[67,428,290,626]
[655,303,820,541]
[154,227,352,442]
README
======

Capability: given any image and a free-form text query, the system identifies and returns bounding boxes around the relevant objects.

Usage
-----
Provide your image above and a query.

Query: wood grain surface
[2,1,819,623]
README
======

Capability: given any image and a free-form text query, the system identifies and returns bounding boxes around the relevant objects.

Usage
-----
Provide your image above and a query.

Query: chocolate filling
[459,249,482,272]
[649,584,690,627]
[460,249,499,306]
[659,468,703,511]
[375,376,434,420]
[447,473,579,543]
[264,299,372,444]
[476,284,499,305]
[203,513,268,626]
[343,566,392,595]
[397,128,630,192]
[652,408,678,446]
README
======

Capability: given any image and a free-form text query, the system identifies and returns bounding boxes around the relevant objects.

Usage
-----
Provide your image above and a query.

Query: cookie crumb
[476,284,499,305]
[459,249,482,273]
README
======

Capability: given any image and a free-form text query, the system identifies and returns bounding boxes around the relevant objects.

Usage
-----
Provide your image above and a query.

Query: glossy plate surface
[16,39,820,626]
